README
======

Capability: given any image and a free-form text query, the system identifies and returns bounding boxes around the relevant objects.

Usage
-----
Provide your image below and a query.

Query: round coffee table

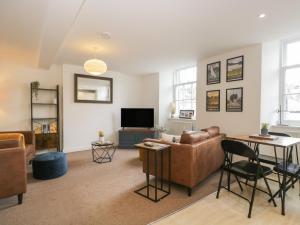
[91,141,116,163]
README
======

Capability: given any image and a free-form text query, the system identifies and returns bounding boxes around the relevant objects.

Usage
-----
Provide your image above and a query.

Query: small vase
[261,128,268,136]
[99,136,105,143]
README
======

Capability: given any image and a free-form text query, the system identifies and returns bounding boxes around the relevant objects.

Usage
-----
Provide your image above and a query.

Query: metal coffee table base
[91,144,116,164]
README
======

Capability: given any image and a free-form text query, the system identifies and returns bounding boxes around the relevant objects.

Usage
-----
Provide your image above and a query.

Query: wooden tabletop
[226,135,300,148]
[135,142,171,151]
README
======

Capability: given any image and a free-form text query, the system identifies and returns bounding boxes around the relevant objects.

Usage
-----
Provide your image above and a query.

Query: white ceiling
[1,0,300,75]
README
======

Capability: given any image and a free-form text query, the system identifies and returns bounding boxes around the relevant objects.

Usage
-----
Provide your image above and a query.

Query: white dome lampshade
[84,58,107,75]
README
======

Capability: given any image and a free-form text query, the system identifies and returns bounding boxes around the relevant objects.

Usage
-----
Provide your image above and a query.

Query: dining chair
[217,140,277,218]
[257,132,300,196]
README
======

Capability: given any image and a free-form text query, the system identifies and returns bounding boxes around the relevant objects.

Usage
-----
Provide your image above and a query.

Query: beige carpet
[0,149,221,225]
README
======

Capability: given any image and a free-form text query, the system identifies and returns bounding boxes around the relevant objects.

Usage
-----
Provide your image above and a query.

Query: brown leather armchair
[0,131,35,163]
[0,133,27,204]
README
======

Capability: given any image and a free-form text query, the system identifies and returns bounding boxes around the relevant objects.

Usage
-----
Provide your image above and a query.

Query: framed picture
[226,56,244,82]
[226,87,243,112]
[206,90,220,112]
[207,61,221,85]
[179,110,194,119]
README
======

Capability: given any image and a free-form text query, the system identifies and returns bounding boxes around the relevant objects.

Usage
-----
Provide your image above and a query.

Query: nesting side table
[91,141,116,164]
[134,142,171,202]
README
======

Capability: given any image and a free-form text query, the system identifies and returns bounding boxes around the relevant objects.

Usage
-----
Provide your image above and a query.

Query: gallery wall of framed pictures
[205,55,244,112]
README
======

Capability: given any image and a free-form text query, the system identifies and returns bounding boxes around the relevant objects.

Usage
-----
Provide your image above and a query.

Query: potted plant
[261,123,269,136]
[98,131,105,142]
[32,81,40,100]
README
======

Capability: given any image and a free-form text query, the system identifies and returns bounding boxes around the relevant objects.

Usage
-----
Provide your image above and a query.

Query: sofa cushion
[0,133,25,149]
[180,131,210,144]
[0,139,20,149]
[201,126,220,137]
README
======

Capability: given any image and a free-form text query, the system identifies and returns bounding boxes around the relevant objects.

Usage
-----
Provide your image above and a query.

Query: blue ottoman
[32,152,68,180]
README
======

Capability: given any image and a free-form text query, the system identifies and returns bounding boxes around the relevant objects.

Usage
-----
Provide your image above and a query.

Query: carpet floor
[0,149,221,225]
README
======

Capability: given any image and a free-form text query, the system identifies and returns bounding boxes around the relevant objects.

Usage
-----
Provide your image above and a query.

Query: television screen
[121,108,154,128]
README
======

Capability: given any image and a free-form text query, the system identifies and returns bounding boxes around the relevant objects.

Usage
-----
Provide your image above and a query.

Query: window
[173,66,197,117]
[281,39,300,125]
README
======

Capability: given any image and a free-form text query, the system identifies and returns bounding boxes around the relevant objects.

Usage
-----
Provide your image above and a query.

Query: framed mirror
[74,74,113,103]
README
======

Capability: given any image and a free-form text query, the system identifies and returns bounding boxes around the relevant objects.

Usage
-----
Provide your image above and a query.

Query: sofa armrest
[0,147,27,198]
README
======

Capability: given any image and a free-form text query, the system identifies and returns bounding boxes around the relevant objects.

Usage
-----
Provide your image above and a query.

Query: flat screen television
[121,108,154,128]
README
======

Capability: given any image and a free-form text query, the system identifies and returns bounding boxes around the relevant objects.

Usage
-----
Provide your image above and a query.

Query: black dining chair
[216,140,277,218]
[257,132,300,196]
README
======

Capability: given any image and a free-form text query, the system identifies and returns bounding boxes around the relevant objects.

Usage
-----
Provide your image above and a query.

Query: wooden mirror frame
[74,73,113,104]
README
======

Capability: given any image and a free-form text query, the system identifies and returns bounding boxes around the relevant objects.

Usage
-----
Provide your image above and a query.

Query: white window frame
[280,37,300,126]
[173,66,197,118]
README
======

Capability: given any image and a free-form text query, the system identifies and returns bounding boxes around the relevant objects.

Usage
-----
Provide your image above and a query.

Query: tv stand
[118,128,159,149]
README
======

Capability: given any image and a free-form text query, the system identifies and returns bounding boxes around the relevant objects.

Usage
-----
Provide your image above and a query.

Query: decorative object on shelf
[31,81,40,100]
[206,90,220,112]
[74,74,113,103]
[207,61,221,85]
[170,102,176,118]
[226,87,243,112]
[226,56,244,82]
[84,44,107,75]
[98,131,105,142]
[179,110,194,119]
[261,123,269,136]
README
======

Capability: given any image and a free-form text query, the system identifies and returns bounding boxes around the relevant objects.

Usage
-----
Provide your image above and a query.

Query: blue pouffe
[32,152,68,180]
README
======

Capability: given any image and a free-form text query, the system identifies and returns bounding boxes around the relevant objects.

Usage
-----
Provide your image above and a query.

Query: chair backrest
[221,140,256,160]
[268,132,291,137]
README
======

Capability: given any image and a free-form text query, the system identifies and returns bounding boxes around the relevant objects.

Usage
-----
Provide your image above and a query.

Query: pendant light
[84,46,107,75]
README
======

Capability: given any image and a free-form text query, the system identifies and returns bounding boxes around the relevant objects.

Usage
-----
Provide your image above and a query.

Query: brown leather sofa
[0,131,35,163]
[0,133,27,204]
[142,126,225,196]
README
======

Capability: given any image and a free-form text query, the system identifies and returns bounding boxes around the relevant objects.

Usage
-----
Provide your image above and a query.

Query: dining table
[226,134,300,215]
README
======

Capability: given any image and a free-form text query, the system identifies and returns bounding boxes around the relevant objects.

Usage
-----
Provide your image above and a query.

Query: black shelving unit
[30,84,61,152]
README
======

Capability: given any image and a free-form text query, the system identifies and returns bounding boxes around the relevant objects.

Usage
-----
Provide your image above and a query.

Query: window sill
[168,117,196,122]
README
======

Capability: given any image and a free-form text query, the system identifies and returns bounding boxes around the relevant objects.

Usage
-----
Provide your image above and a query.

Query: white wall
[0,63,62,131]
[62,64,144,152]
[197,44,262,135]
[260,41,280,125]
[139,73,159,125]
[158,70,173,126]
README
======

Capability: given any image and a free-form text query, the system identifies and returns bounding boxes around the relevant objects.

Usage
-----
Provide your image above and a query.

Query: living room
[1,1,300,225]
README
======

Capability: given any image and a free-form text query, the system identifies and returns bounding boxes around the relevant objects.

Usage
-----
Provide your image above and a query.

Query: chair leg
[18,194,23,204]
[216,169,224,199]
[235,175,243,192]
[263,175,277,207]
[227,171,231,191]
[187,187,192,196]
[248,178,258,218]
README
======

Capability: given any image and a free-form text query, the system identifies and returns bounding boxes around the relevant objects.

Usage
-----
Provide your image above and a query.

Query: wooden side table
[134,142,171,202]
